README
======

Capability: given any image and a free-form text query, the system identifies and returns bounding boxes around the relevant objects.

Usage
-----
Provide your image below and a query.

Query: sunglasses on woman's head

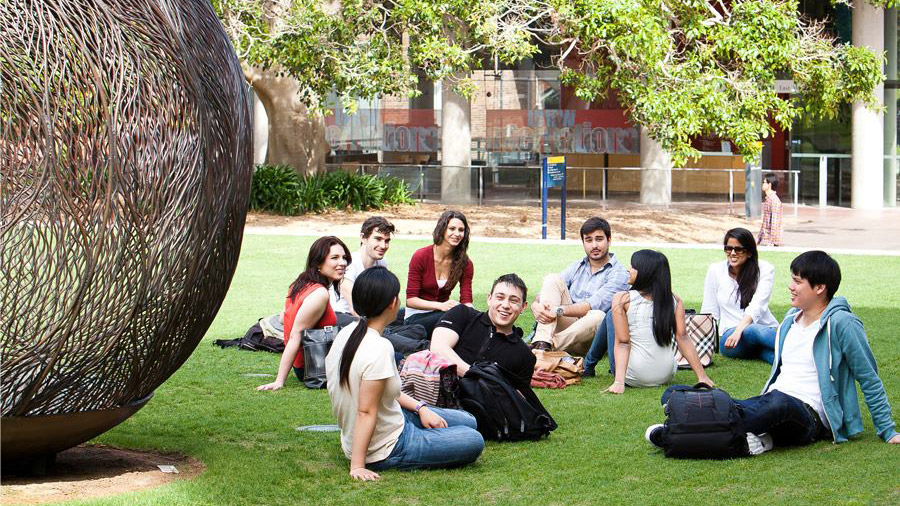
[724,246,746,254]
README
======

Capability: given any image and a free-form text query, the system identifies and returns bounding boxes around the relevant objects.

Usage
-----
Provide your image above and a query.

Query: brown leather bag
[532,350,584,386]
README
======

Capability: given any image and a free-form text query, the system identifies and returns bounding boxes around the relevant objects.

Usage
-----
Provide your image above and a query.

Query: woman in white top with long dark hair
[325,266,483,481]
[606,250,712,394]
[701,228,778,364]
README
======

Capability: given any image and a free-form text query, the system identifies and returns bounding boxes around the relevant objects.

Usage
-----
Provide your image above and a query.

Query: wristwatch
[555,306,565,318]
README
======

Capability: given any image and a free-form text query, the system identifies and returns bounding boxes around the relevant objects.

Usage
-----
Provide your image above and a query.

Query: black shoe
[582,367,596,377]
[645,424,665,449]
[530,340,552,352]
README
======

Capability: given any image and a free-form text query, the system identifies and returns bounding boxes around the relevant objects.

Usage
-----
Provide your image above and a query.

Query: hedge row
[249,165,414,215]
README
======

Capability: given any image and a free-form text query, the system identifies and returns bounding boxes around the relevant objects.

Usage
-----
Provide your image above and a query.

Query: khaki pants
[532,274,605,356]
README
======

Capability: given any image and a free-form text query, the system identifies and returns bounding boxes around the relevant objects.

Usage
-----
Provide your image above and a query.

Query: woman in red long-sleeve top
[405,210,474,337]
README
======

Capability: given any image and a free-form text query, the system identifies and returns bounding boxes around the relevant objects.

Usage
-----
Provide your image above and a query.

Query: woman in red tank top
[258,236,351,390]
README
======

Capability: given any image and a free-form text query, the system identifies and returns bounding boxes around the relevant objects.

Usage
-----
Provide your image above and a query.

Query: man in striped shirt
[758,173,783,247]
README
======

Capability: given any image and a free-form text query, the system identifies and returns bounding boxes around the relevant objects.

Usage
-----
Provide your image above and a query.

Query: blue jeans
[720,324,777,364]
[584,312,615,374]
[661,386,830,447]
[368,407,484,471]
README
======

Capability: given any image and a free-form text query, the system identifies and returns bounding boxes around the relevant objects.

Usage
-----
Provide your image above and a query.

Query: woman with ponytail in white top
[325,266,483,481]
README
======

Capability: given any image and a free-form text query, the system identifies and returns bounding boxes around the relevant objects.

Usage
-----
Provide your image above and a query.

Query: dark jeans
[337,310,426,355]
[661,386,831,447]
[383,323,430,355]
[584,312,615,374]
[405,310,444,338]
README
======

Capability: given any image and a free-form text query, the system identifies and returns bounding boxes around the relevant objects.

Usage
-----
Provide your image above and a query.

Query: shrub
[249,165,302,215]
[249,165,414,215]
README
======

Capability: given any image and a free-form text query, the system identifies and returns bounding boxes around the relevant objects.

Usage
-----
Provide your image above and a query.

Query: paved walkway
[780,205,900,253]
[244,203,900,256]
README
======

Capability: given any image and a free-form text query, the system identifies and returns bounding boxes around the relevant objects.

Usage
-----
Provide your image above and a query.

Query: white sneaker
[644,424,665,448]
[746,432,774,455]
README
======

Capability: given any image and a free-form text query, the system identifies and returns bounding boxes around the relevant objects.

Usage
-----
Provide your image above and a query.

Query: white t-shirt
[330,286,351,314]
[701,259,778,335]
[325,322,404,463]
[768,314,826,424]
[331,256,389,314]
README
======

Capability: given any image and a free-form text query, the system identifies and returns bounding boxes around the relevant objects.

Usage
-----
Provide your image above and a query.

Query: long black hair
[630,249,676,347]
[724,228,759,310]
[288,236,351,301]
[339,266,401,390]
[432,210,470,288]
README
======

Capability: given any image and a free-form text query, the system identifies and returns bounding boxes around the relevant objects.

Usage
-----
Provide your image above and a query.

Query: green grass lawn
[89,235,900,505]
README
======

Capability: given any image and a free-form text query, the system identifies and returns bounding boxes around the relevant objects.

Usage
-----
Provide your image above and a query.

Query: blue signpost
[541,156,567,240]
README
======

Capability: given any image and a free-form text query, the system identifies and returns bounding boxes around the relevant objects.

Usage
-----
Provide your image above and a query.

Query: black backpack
[659,384,749,459]
[459,362,557,442]
[213,321,285,353]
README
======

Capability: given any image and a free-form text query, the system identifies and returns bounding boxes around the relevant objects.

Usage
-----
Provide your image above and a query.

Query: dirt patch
[245,202,763,244]
[1,445,204,505]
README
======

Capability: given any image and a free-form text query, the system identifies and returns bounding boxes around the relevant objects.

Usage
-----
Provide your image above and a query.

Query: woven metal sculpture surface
[0,0,251,458]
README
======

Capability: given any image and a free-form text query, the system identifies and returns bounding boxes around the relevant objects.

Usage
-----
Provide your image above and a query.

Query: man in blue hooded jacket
[648,250,898,454]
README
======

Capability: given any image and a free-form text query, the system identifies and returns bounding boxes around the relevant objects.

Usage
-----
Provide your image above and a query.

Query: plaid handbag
[675,311,718,369]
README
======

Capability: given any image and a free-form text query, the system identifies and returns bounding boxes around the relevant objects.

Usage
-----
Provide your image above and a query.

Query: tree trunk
[440,79,473,204]
[639,126,672,206]
[245,67,328,175]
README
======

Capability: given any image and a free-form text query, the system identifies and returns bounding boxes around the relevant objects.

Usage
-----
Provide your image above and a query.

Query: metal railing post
[818,156,828,208]
[602,168,607,208]
[418,165,424,203]
[478,166,484,205]
[582,168,586,199]
[729,170,734,212]
[793,170,799,217]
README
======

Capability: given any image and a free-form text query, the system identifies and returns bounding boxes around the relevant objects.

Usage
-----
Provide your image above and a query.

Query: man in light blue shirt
[531,217,631,356]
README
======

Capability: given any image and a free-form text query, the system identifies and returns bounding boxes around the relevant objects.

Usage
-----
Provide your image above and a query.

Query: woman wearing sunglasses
[701,228,778,363]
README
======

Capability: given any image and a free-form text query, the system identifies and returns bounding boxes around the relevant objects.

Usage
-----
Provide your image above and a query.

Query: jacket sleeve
[744,262,775,323]
[837,317,899,442]
[700,264,720,320]
[458,259,474,304]
[406,249,424,300]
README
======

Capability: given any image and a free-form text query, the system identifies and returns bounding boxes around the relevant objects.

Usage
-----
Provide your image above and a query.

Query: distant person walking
[758,173,783,247]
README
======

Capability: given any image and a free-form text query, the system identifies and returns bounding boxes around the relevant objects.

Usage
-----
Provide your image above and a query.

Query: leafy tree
[550,0,886,165]
[215,0,888,170]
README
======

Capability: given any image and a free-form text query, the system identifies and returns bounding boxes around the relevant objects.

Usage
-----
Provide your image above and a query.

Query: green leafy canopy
[215,0,887,166]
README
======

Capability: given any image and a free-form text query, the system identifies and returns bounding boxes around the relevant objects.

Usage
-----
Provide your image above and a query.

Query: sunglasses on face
[724,246,747,254]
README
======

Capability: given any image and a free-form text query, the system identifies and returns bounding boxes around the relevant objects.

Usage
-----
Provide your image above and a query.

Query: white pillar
[251,89,269,165]
[440,79,472,204]
[851,1,885,209]
[640,126,672,205]
[885,7,897,207]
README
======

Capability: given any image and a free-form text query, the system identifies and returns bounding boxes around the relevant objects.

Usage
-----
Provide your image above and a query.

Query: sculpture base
[1,394,153,463]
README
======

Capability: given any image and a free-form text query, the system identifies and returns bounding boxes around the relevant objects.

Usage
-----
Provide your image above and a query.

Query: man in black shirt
[431,273,536,387]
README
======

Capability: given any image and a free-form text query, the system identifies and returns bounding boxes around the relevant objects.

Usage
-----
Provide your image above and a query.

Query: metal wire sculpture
[0,0,252,460]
